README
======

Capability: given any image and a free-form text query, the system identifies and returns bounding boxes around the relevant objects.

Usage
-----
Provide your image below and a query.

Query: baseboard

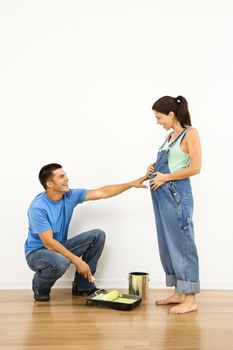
[0,279,232,290]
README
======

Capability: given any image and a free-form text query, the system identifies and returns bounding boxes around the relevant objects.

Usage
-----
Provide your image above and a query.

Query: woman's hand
[149,171,169,190]
[145,163,155,179]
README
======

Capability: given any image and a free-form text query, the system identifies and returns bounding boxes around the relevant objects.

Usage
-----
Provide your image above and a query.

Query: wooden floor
[0,289,233,349]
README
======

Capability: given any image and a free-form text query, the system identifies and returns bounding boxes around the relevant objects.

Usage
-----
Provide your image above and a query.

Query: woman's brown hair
[152,95,192,127]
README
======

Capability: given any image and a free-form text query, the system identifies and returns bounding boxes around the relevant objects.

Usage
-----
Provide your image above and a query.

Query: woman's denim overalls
[151,128,200,294]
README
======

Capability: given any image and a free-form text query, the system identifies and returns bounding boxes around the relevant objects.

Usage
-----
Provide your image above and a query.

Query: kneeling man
[25,163,147,301]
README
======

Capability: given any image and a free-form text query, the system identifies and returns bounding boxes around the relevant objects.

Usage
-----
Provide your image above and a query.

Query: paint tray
[86,289,142,311]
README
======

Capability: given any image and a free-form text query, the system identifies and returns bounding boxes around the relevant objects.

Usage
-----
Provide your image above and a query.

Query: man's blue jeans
[26,229,106,293]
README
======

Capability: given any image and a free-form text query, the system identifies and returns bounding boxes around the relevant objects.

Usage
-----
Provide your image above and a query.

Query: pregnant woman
[147,95,201,314]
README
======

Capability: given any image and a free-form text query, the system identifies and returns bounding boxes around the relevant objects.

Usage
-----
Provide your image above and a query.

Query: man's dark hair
[39,163,62,189]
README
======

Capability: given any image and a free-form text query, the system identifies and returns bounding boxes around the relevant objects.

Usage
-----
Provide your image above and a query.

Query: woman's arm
[150,128,201,189]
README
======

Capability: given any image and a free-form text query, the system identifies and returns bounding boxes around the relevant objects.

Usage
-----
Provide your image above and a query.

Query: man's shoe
[73,288,106,296]
[34,290,50,302]
[72,283,106,296]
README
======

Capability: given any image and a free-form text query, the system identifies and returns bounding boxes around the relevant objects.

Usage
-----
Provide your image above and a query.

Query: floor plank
[0,289,233,349]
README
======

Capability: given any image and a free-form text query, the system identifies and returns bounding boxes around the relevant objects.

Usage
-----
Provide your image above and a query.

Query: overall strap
[159,132,173,150]
[169,126,192,148]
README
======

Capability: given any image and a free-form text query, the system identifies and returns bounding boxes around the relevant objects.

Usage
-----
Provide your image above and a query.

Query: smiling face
[154,111,175,131]
[46,168,69,193]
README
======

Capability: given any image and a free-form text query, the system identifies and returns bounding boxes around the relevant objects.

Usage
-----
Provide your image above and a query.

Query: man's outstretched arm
[84,175,148,201]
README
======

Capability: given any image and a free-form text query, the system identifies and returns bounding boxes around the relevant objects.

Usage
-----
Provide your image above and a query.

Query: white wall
[1,0,233,290]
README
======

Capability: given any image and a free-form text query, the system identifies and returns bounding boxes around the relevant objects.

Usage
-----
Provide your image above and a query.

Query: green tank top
[160,128,191,173]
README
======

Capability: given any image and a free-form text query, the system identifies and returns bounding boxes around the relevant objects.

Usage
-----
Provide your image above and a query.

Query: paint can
[128,270,149,300]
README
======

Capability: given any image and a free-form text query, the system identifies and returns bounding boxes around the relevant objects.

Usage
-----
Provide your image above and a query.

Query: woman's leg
[151,190,177,287]
[155,181,199,313]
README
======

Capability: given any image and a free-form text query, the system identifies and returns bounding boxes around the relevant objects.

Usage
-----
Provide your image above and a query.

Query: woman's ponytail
[175,96,192,127]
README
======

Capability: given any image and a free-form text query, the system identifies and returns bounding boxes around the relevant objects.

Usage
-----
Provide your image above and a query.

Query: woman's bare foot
[155,292,185,305]
[168,294,197,314]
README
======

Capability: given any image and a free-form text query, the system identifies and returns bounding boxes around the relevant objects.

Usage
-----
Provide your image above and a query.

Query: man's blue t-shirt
[24,189,87,257]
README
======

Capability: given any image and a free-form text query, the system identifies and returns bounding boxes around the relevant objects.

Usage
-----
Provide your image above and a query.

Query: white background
[0,0,232,290]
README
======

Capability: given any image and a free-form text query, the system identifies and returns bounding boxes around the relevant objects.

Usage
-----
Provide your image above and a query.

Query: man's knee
[52,257,70,278]
[95,229,106,245]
